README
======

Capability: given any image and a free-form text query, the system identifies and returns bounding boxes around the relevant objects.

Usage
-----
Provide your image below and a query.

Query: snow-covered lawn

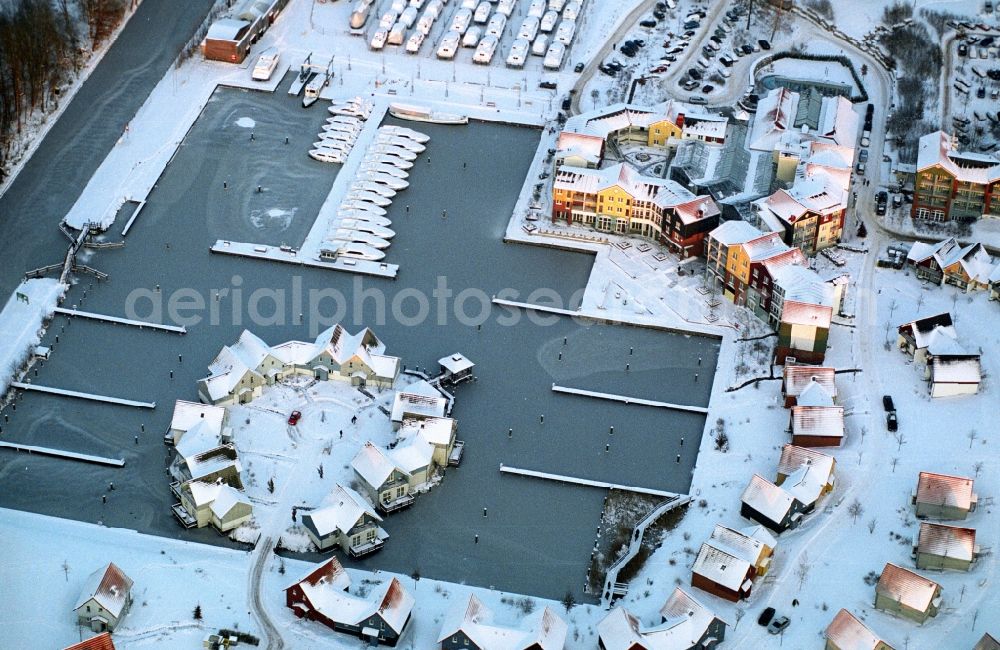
[0,279,66,395]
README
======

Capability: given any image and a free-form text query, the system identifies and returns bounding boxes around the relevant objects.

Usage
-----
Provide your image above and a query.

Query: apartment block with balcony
[913,131,1000,223]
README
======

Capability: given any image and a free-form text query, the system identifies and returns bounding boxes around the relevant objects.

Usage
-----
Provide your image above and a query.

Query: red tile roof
[782,365,836,399]
[64,632,116,650]
[917,522,977,562]
[825,609,890,650]
[915,472,976,511]
[781,299,833,328]
[875,563,940,613]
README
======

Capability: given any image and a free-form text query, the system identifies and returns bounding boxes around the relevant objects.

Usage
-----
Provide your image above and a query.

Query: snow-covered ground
[0,278,66,395]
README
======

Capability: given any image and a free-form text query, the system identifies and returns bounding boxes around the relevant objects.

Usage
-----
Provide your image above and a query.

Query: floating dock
[551,385,709,414]
[0,441,125,467]
[210,240,398,278]
[499,465,681,498]
[10,382,155,408]
[55,307,186,333]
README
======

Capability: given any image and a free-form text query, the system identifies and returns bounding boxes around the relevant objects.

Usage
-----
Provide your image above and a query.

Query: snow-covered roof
[674,196,721,225]
[791,405,844,441]
[64,632,116,650]
[776,445,835,506]
[930,357,982,385]
[391,383,447,421]
[783,366,837,400]
[598,588,723,650]
[287,557,351,594]
[182,444,240,482]
[780,300,833,329]
[897,313,955,349]
[175,420,223,460]
[398,416,455,447]
[762,175,846,226]
[761,247,807,277]
[437,594,567,649]
[555,131,603,165]
[170,400,226,435]
[74,563,133,619]
[915,472,976,510]
[876,563,940,613]
[206,17,250,41]
[751,88,858,153]
[439,353,474,374]
[742,232,788,262]
[741,474,796,524]
[795,379,834,407]
[708,219,761,246]
[917,522,976,562]
[777,445,835,480]
[289,562,411,633]
[825,609,886,650]
[389,435,434,474]
[209,484,251,520]
[553,163,700,212]
[750,87,798,152]
[774,264,835,308]
[352,442,405,490]
[917,131,1000,185]
[270,340,321,366]
[373,578,415,635]
[692,543,751,591]
[305,484,381,537]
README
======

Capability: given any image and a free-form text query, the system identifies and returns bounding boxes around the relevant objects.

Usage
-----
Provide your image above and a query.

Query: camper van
[543,40,565,69]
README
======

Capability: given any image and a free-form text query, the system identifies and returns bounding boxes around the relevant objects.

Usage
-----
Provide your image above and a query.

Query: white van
[543,40,565,69]
[387,21,407,45]
[540,9,558,32]
[463,26,482,47]
[518,15,540,41]
[548,0,565,10]
[506,38,529,67]
[390,0,406,12]
[379,10,398,29]
[497,0,517,17]
[399,6,418,27]
[450,7,473,33]
[486,13,507,37]
[562,1,580,20]
[554,18,575,44]
[527,0,546,18]
[474,34,499,63]
[437,31,461,58]
[416,13,434,34]
[531,34,549,56]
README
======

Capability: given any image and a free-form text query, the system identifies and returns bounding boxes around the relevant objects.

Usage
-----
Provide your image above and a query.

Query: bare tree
[968,429,978,449]
[867,518,877,535]
[848,498,864,524]
[795,553,810,590]
[62,560,70,582]
[734,607,745,629]
[891,457,899,473]
[973,461,984,478]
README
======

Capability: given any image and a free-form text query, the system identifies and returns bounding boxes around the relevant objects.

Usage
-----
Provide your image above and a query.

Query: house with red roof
[912,471,978,520]
[825,609,895,650]
[73,563,133,633]
[63,632,116,650]
[914,522,979,572]
[873,563,942,624]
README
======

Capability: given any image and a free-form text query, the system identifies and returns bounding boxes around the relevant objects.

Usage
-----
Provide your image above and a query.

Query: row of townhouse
[905,236,999,293]
[912,131,1000,223]
[197,324,400,406]
[704,220,844,363]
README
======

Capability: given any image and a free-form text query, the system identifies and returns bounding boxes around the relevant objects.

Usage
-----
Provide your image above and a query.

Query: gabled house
[302,484,387,557]
[825,609,895,650]
[911,131,1000,223]
[896,312,982,396]
[352,442,415,514]
[913,471,978,520]
[790,403,845,447]
[691,525,776,602]
[874,563,942,624]
[896,313,955,363]
[740,474,806,533]
[775,445,836,510]
[398,416,456,468]
[438,593,567,650]
[928,355,982,398]
[286,558,414,646]
[167,399,228,446]
[781,366,837,408]
[598,588,726,650]
[170,442,243,487]
[175,479,253,532]
[390,380,448,428]
[64,632,116,650]
[906,238,994,290]
[73,563,133,633]
[914,522,979,571]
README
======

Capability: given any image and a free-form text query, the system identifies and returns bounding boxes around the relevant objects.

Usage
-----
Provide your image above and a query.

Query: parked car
[767,617,790,635]
[758,607,776,626]
[758,38,771,50]
[288,410,302,425]
[882,395,895,412]
[640,18,657,27]
[701,84,714,93]
[741,44,754,55]
[887,411,898,432]
[539,79,557,89]
[859,149,869,163]
[574,61,584,72]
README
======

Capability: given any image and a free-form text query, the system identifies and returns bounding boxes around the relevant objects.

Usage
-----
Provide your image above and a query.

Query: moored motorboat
[371,144,417,161]
[360,162,408,178]
[309,148,345,163]
[347,190,392,206]
[375,134,425,152]
[379,125,430,143]
[352,180,396,198]
[361,171,409,190]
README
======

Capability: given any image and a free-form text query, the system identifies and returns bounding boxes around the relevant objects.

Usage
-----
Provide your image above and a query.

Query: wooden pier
[551,385,709,414]
[499,465,682,498]
[55,307,186,333]
[0,441,124,467]
[10,382,155,408]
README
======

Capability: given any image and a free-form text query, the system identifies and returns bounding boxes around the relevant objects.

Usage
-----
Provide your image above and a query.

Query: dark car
[288,410,302,426]
[561,97,572,110]
[539,80,557,89]
[640,18,657,27]
[574,62,584,72]
[882,395,895,412]
[958,42,969,56]
[741,44,754,55]
[887,411,898,432]
[758,38,771,50]
[768,617,790,635]
[653,9,665,20]
[688,67,703,80]
[758,607,776,626]
[621,46,637,57]
[701,84,714,93]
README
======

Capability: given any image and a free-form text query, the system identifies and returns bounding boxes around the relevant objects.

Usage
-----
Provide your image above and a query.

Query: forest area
[0,0,130,183]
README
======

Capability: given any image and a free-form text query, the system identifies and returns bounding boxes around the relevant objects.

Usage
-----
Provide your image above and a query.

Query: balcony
[172,503,197,528]
[378,493,416,514]
[348,528,388,557]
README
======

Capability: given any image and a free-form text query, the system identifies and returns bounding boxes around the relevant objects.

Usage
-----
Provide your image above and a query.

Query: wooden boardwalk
[0,441,124,467]
[551,385,709,414]
[11,382,155,408]
[499,465,682,498]
[55,307,186,333]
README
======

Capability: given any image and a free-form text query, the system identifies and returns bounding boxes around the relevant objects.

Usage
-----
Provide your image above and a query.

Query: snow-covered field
[0,278,65,395]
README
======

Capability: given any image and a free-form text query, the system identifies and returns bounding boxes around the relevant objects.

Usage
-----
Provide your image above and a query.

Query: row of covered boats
[318,122,430,262]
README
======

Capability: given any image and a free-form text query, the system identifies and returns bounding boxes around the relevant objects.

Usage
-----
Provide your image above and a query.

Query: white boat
[370,145,417,161]
[361,162,409,178]
[370,153,414,169]
[361,171,409,190]
[338,210,393,227]
[348,190,392,206]
[352,180,396,198]
[339,220,396,238]
[327,115,363,126]
[313,141,353,153]
[375,134,426,152]
[323,120,362,132]
[252,49,279,81]
[340,200,388,216]
[329,229,391,249]
[379,125,429,143]
[320,241,385,261]
[318,131,357,144]
[329,105,370,118]
[309,149,346,164]
[388,102,468,125]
